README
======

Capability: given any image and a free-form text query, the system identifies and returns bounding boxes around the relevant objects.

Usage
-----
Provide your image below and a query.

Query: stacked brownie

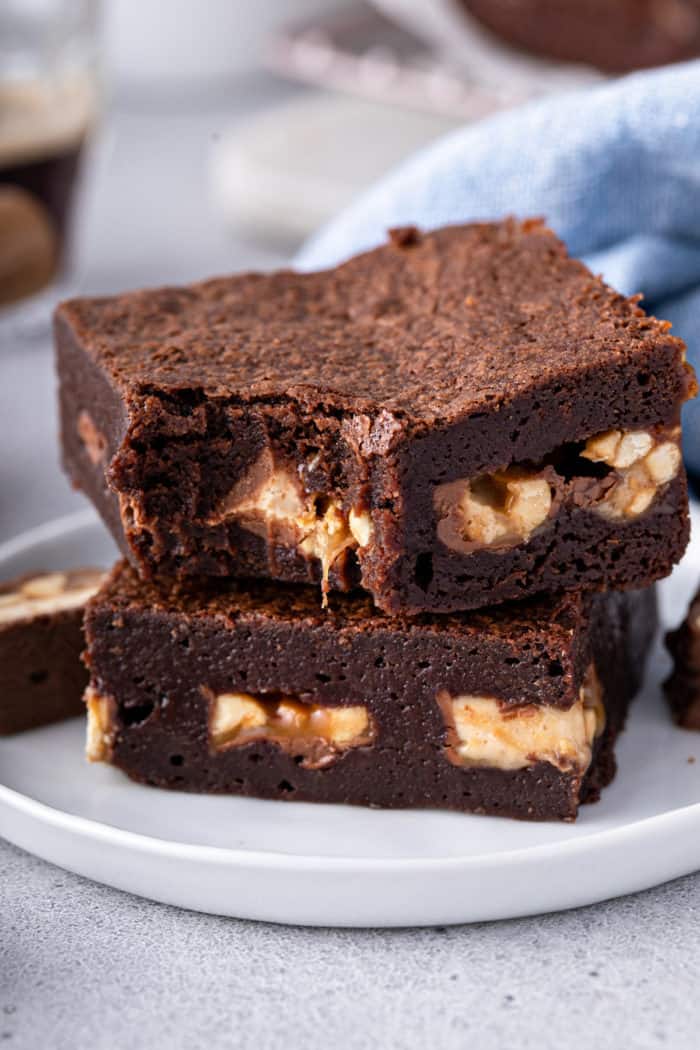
[54,218,696,820]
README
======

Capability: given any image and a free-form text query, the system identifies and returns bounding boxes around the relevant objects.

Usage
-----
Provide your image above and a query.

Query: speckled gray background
[3,840,700,1050]
[2,82,700,1050]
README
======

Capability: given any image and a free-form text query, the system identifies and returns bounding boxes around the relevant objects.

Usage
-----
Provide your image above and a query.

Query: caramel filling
[439,665,604,774]
[85,688,116,763]
[209,691,375,769]
[208,449,372,602]
[76,410,107,466]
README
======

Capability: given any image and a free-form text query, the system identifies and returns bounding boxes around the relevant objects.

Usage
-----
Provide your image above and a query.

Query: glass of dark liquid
[0,0,98,328]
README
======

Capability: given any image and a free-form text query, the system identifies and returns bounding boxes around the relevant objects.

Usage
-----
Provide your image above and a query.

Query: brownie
[0,568,105,735]
[83,561,657,821]
[459,0,700,73]
[665,587,700,729]
[56,219,695,614]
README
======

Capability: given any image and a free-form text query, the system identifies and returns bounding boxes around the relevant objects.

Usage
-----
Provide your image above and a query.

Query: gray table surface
[1,80,699,1050]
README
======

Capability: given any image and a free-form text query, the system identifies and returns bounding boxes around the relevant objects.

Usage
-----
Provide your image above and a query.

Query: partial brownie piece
[56,219,695,614]
[0,568,105,734]
[83,562,657,821]
[459,0,700,73]
[665,587,700,729]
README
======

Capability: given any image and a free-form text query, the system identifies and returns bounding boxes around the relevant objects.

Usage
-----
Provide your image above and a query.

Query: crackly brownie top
[92,559,604,651]
[56,218,688,425]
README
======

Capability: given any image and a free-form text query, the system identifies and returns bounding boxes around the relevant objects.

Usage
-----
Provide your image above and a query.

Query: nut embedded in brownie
[83,561,657,821]
[56,219,695,614]
[0,568,106,735]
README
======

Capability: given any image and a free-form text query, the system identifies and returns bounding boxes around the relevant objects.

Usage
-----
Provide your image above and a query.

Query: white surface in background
[101,0,349,86]
[211,93,459,244]
[1,509,699,926]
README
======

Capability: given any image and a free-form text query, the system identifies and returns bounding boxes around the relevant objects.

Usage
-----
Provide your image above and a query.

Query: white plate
[1,507,700,927]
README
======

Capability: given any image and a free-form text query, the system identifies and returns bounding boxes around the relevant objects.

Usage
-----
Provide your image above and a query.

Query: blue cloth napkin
[296,61,700,479]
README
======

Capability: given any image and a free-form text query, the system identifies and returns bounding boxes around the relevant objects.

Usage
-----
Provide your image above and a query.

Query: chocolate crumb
[388,225,421,249]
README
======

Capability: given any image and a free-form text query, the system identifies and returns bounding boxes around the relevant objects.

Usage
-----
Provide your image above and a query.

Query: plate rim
[0,506,100,562]
[3,774,700,873]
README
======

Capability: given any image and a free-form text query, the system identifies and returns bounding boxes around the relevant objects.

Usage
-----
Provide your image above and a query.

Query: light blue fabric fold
[296,61,700,477]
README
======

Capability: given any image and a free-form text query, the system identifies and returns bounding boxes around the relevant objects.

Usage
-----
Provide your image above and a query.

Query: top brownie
[56,219,695,614]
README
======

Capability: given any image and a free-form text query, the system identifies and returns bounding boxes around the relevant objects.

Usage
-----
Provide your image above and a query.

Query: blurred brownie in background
[459,0,700,72]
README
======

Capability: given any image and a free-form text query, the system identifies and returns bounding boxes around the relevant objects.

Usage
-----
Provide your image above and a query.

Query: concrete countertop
[1,80,699,1050]
[3,838,699,1050]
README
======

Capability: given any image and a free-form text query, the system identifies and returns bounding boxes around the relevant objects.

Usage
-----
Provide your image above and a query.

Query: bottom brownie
[665,587,700,729]
[0,568,105,734]
[83,563,657,821]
